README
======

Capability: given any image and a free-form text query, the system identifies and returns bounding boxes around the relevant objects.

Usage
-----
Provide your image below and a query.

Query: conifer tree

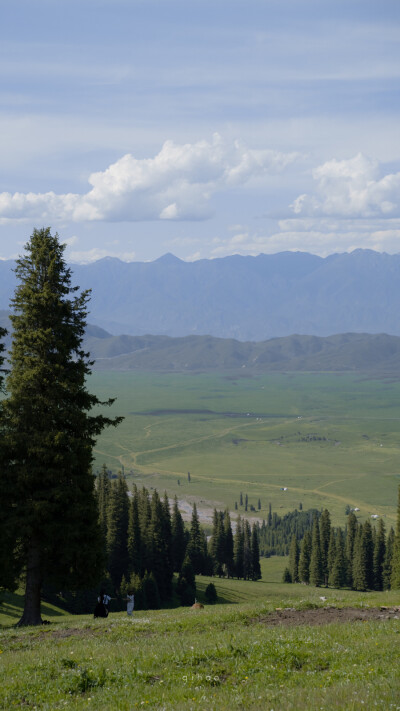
[97,464,111,542]
[234,516,244,579]
[148,490,171,600]
[383,527,395,590]
[309,517,324,586]
[240,492,243,506]
[288,535,299,583]
[243,519,252,579]
[186,503,205,574]
[0,228,122,625]
[127,487,142,577]
[249,524,261,580]
[352,524,367,591]
[363,520,374,590]
[177,555,196,606]
[327,527,336,579]
[329,528,346,588]
[268,503,272,527]
[391,486,400,589]
[171,496,186,572]
[345,511,358,587]
[245,494,248,512]
[298,530,311,583]
[373,518,386,591]
[107,473,130,589]
[224,509,235,578]
[320,509,331,586]
[258,498,261,511]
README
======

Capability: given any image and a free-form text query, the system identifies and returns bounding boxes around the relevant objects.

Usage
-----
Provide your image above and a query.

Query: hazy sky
[1,0,399,262]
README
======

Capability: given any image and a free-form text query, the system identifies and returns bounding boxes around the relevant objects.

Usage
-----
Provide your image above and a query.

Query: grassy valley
[91,371,400,527]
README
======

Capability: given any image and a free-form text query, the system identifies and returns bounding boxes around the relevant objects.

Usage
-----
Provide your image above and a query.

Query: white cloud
[0,134,299,224]
[291,153,400,218]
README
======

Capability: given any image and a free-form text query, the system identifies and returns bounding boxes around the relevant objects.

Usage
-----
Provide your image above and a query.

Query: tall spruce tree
[127,487,142,577]
[223,509,235,577]
[373,518,386,591]
[329,528,346,588]
[352,524,367,591]
[97,464,111,543]
[251,524,261,580]
[309,517,324,587]
[391,486,400,589]
[288,535,299,583]
[242,519,252,579]
[345,511,358,587]
[186,503,205,574]
[383,527,395,590]
[234,516,244,579]
[298,530,311,583]
[320,509,331,586]
[0,228,122,625]
[171,496,186,572]
[107,473,130,589]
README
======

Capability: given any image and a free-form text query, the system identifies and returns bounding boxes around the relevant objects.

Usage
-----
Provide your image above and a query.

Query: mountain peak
[154,253,182,264]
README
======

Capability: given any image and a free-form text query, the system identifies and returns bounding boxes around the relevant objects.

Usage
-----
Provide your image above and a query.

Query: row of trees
[96,472,261,608]
[284,503,400,591]
[257,506,321,557]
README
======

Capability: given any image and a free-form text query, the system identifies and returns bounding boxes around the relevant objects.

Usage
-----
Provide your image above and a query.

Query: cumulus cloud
[291,153,400,218]
[0,134,299,223]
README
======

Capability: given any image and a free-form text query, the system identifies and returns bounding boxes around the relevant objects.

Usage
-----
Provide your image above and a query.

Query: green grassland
[91,371,400,526]
[2,557,400,711]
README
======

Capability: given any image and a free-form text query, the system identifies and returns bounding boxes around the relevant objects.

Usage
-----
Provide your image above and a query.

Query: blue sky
[1,0,399,262]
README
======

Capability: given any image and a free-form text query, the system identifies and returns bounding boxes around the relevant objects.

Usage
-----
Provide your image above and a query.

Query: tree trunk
[17,541,43,626]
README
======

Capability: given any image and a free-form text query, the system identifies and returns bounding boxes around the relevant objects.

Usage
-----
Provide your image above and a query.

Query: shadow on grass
[0,590,67,627]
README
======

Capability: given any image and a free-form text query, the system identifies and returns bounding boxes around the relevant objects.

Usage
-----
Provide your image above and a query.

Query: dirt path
[253,606,400,627]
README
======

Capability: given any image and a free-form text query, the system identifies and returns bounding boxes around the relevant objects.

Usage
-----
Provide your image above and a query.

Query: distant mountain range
[1,310,400,374]
[1,249,400,341]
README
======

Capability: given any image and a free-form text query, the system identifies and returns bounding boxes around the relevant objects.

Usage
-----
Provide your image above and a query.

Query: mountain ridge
[1,249,400,340]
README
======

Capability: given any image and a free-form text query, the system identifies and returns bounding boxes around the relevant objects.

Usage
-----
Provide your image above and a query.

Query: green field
[90,371,400,527]
[2,556,400,711]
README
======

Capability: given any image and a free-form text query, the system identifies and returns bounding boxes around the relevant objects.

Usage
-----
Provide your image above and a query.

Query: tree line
[95,469,261,610]
[283,499,400,591]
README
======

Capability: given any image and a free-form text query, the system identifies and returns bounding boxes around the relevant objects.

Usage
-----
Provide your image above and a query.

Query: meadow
[91,371,400,527]
[2,558,400,710]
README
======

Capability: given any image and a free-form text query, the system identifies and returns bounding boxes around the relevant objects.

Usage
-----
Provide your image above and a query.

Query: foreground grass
[2,572,400,710]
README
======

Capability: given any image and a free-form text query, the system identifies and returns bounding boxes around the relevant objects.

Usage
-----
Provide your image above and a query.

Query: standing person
[125,590,135,616]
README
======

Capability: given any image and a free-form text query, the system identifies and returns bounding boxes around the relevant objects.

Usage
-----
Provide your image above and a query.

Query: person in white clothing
[125,590,134,616]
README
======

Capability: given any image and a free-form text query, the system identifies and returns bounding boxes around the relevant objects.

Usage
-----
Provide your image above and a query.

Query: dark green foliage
[258,507,320,557]
[383,527,395,590]
[234,516,244,579]
[329,528,347,588]
[282,567,292,583]
[0,228,122,625]
[288,535,299,583]
[186,503,206,574]
[97,464,111,543]
[298,530,311,583]
[320,509,331,586]
[391,486,400,589]
[373,518,386,591]
[258,498,261,511]
[177,556,196,606]
[107,474,130,589]
[204,582,218,604]
[240,492,243,506]
[243,519,252,580]
[345,511,358,587]
[142,571,161,609]
[127,488,141,577]
[245,494,248,512]
[171,496,187,572]
[309,517,324,587]
[250,524,261,580]
[352,524,368,591]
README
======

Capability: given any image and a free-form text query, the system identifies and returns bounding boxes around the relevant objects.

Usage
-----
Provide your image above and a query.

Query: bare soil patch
[253,606,400,627]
